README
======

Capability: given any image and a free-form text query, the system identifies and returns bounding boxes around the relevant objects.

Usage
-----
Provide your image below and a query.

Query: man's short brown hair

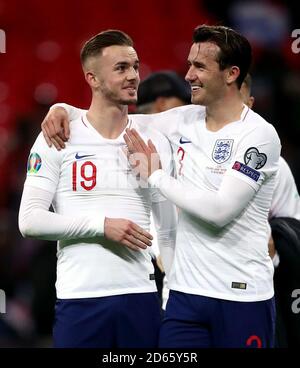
[193,25,252,88]
[80,30,133,66]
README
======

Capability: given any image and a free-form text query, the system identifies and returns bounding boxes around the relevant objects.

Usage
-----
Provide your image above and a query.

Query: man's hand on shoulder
[41,106,70,150]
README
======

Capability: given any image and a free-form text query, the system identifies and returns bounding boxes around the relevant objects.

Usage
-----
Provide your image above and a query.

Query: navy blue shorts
[53,292,161,348]
[159,290,275,348]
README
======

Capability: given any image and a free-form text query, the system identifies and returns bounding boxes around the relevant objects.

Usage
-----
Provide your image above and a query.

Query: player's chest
[170,129,238,186]
[59,145,133,192]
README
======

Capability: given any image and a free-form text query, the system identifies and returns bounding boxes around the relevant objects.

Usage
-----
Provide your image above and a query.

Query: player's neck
[87,99,129,139]
[205,93,245,132]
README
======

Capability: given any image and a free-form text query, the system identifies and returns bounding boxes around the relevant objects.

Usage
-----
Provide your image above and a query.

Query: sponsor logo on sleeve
[27,153,42,173]
[244,147,267,169]
[212,139,234,164]
[232,161,260,182]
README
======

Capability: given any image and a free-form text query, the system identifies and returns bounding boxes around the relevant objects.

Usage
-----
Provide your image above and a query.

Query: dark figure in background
[241,74,300,348]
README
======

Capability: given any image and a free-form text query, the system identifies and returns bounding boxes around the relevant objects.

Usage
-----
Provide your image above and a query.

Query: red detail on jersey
[80,161,97,190]
[246,335,262,348]
[72,161,77,191]
[177,147,185,176]
[72,161,97,191]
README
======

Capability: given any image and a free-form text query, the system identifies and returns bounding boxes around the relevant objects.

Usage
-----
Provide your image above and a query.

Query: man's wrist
[148,169,165,188]
[90,215,105,236]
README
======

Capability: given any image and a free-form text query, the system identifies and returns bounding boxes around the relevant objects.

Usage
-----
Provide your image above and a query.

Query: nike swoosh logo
[179,137,191,144]
[75,153,96,160]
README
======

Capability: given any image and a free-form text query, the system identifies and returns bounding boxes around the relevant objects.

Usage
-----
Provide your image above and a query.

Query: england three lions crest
[212,139,234,164]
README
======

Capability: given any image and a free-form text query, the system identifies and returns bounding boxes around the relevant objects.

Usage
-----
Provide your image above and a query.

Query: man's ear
[248,96,255,109]
[85,72,100,88]
[226,66,240,85]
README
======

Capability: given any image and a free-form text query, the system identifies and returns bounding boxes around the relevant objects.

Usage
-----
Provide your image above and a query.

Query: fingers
[124,234,148,250]
[41,107,70,149]
[123,133,135,153]
[42,122,53,147]
[122,222,153,250]
[42,118,66,150]
[121,239,141,252]
[62,118,70,140]
[50,137,65,151]
[125,129,146,153]
[48,120,66,150]
[129,128,149,152]
[148,139,158,153]
[131,231,152,247]
[131,223,153,241]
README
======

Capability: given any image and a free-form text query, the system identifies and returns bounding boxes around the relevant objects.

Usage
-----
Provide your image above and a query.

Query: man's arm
[124,128,255,227]
[41,103,87,149]
[270,156,300,219]
[41,103,184,150]
[151,199,177,277]
[150,172,254,228]
[125,123,281,228]
[19,186,153,251]
[19,132,153,250]
[268,157,300,266]
[19,185,104,240]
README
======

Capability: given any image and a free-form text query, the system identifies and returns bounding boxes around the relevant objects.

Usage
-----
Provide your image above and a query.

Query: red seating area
[0,0,214,204]
[0,0,214,201]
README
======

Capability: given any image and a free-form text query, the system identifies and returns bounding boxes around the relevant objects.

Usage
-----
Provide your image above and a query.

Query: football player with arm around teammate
[40,25,281,348]
[19,30,177,348]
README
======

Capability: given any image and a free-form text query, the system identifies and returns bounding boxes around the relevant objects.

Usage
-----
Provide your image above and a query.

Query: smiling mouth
[191,85,202,92]
[125,87,136,95]
[124,85,137,90]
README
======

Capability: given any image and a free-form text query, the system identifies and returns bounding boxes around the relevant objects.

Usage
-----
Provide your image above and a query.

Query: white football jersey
[136,104,281,301]
[270,156,300,220]
[24,114,173,299]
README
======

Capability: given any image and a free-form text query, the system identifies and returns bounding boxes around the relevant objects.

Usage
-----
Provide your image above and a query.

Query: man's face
[89,45,140,105]
[185,42,228,106]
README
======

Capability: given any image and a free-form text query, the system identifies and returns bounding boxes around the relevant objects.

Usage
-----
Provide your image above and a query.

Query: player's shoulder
[129,115,171,150]
[31,132,65,160]
[172,104,205,115]
[278,156,292,175]
[245,108,280,141]
[32,131,53,151]
[245,108,274,131]
[158,104,205,123]
[69,114,85,132]
[130,114,166,139]
[68,114,95,145]
[131,104,205,126]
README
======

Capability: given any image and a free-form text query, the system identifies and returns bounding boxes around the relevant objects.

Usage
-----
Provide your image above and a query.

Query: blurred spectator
[0,102,56,347]
[136,70,190,114]
[241,73,300,348]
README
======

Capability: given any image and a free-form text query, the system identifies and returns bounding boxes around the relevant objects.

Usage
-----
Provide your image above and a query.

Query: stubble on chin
[191,95,200,105]
[118,97,137,105]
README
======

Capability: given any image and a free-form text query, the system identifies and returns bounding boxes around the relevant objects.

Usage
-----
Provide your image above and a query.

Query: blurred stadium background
[0,0,299,346]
